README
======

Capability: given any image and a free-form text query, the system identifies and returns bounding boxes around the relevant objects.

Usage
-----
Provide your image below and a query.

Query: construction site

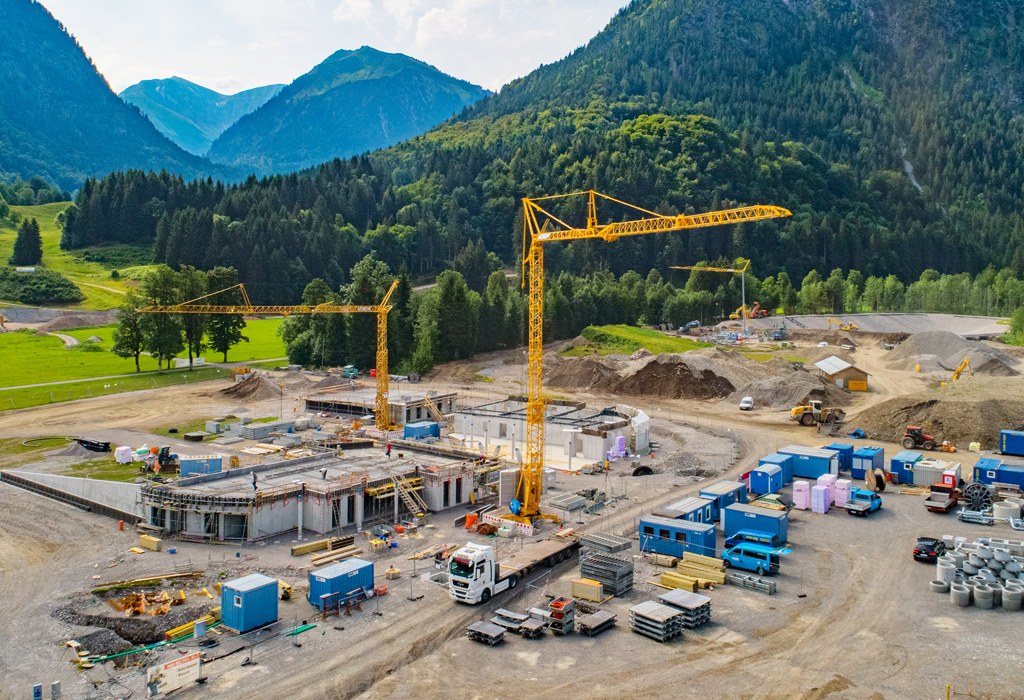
[4,193,1024,700]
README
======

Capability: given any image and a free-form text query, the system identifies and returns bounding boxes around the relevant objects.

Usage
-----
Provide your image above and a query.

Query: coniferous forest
[50,0,1024,369]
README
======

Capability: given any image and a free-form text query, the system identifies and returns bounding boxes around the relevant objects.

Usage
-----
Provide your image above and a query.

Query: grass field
[0,318,286,389]
[0,203,137,310]
[562,325,712,356]
[0,366,230,412]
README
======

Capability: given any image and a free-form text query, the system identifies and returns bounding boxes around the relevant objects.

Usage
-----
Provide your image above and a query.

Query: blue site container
[851,446,885,480]
[652,496,713,524]
[758,453,794,485]
[974,458,1024,488]
[308,558,375,609]
[403,421,440,440]
[779,446,839,480]
[722,503,788,543]
[639,515,717,558]
[179,454,222,476]
[221,573,278,633]
[825,444,854,472]
[698,480,748,521]
[889,450,923,485]
[750,464,783,495]
[1000,430,1024,457]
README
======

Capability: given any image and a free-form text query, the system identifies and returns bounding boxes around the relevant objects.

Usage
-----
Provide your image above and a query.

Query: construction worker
[320,467,328,480]
[251,472,258,491]
[386,441,392,458]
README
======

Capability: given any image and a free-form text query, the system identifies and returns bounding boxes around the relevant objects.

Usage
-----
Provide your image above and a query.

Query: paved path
[0,357,288,391]
[50,333,79,347]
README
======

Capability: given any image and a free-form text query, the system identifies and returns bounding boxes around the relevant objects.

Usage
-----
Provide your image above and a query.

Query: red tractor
[902,426,936,451]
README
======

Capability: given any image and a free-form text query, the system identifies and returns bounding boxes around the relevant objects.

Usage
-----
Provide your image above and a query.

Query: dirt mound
[630,348,653,361]
[219,374,282,401]
[887,331,1018,375]
[38,311,116,331]
[51,442,101,461]
[546,356,621,390]
[316,375,351,389]
[74,628,135,656]
[608,354,736,400]
[732,373,852,410]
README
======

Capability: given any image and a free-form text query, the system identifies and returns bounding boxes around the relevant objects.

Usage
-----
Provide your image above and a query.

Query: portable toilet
[889,451,923,485]
[851,446,884,480]
[825,443,855,472]
[758,453,794,485]
[749,464,783,495]
[698,480,748,521]
[639,515,717,559]
[778,446,840,480]
[1000,430,1024,457]
[652,496,713,524]
[309,559,375,609]
[722,503,788,543]
[221,573,278,633]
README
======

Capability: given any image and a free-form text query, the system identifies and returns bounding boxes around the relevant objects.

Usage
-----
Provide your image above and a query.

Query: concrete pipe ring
[930,580,950,593]
[989,583,1004,607]
[950,552,966,568]
[968,554,985,568]
[974,585,994,609]
[979,569,998,583]
[1002,586,1024,602]
[962,562,979,575]
[988,559,1004,572]
[994,503,1021,521]
[950,584,971,607]
[994,549,1013,563]
[1003,594,1023,611]
[1001,569,1016,581]
[1005,561,1023,574]
[977,546,994,558]
[938,554,956,565]
[937,563,956,584]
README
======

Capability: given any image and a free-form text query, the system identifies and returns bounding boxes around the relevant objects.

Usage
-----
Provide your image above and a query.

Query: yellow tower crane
[137,280,400,432]
[515,190,792,523]
[670,262,751,331]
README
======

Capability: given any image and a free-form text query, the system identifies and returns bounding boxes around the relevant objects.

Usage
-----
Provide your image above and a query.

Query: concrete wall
[12,472,141,517]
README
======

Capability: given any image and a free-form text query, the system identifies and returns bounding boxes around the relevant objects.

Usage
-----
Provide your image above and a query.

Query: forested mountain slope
[63,0,1024,307]
[206,47,490,175]
[120,77,283,156]
[0,0,237,190]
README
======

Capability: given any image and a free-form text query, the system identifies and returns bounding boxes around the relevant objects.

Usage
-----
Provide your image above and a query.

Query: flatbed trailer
[497,534,581,581]
[449,532,582,604]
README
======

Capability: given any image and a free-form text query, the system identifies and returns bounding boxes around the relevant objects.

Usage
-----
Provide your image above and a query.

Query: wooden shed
[814,356,869,391]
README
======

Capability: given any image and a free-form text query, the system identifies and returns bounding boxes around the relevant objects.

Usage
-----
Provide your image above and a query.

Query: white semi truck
[448,533,581,604]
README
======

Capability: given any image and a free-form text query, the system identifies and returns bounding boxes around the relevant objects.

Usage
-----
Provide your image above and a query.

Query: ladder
[422,394,447,424]
[393,475,428,518]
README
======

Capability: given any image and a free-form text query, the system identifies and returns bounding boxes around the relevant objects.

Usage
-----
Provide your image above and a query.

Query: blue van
[722,543,780,576]
[724,529,780,550]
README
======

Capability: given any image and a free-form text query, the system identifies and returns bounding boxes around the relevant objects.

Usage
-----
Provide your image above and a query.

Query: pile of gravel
[886,331,1019,375]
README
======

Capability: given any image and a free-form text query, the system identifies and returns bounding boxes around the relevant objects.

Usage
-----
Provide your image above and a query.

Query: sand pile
[52,442,101,460]
[732,374,852,409]
[802,347,857,366]
[609,354,737,400]
[219,375,283,401]
[886,331,1019,375]
[316,375,349,389]
[546,356,621,390]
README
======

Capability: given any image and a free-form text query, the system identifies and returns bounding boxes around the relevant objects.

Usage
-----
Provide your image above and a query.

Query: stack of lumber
[675,552,726,587]
[139,535,162,552]
[310,543,363,567]
[645,553,679,567]
[570,578,604,602]
[291,536,354,557]
[658,571,699,592]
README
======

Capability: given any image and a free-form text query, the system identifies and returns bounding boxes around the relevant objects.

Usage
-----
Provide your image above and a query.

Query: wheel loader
[790,400,847,426]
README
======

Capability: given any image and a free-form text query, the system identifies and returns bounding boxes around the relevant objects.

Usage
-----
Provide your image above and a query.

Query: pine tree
[9,218,42,266]
[178,266,208,368]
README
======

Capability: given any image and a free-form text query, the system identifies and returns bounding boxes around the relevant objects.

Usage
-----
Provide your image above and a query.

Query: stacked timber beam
[291,536,353,557]
[672,552,726,588]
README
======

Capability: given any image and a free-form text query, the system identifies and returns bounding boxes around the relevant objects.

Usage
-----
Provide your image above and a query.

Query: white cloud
[333,0,374,22]
[383,0,421,36]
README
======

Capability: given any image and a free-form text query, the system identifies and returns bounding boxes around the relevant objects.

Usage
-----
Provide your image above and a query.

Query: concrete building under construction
[303,386,458,427]
[453,397,651,462]
[137,447,485,541]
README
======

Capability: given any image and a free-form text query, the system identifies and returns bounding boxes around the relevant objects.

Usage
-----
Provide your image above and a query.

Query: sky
[41,0,628,95]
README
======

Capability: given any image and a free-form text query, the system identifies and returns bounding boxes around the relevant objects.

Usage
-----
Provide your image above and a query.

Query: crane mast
[516,191,791,523]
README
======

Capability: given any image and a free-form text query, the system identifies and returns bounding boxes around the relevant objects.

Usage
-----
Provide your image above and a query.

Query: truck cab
[845,489,882,516]
[448,542,516,604]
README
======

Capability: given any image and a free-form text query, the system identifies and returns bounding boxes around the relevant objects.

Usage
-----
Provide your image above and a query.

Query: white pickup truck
[448,533,581,604]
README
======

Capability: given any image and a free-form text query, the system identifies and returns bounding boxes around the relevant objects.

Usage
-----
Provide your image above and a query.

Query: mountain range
[119,77,283,156]
[0,0,236,191]
[205,47,490,175]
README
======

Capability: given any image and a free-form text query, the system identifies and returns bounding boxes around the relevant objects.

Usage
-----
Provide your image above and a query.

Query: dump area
[546,348,850,408]
[854,376,1024,448]
[219,373,314,401]
[885,331,1019,375]
[37,310,117,332]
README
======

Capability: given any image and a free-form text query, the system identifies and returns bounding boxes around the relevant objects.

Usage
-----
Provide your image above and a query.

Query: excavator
[729,302,769,320]
[790,400,847,426]
[827,318,859,331]
[0,313,6,329]
[952,357,972,381]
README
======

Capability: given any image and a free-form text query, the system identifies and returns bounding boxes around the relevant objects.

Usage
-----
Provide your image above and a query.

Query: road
[50,333,78,347]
